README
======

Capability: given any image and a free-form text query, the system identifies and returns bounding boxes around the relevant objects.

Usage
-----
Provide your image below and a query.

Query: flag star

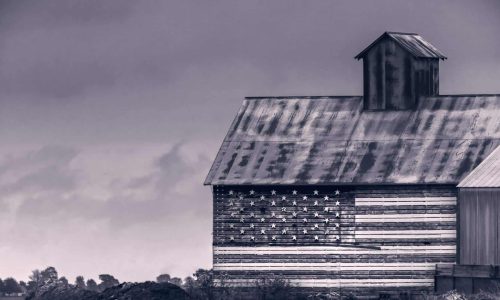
[335,223,340,228]
[292,190,298,195]
[282,196,287,201]
[292,200,297,206]
[324,207,329,212]
[314,212,319,218]
[271,212,276,217]
[239,196,244,200]
[335,189,340,195]
[314,235,319,241]
[314,224,319,229]
[260,229,266,234]
[271,190,276,195]
[303,207,308,212]
[335,235,340,240]
[282,217,286,222]
[231,212,235,217]
[292,212,297,217]
[229,190,234,195]
[239,207,244,212]
[271,200,276,206]
[272,236,277,241]
[249,190,255,195]
[335,212,340,218]
[324,196,329,201]
[229,201,234,206]
[250,236,255,241]
[250,213,255,218]
[229,224,234,229]
[240,217,245,223]
[303,196,308,200]
[240,229,245,234]
[303,218,308,223]
[250,224,255,229]
[336,201,340,206]
[292,235,297,240]
[250,201,255,206]
[313,190,319,195]
[260,195,265,200]
[281,207,287,212]
[282,229,287,234]
[314,200,319,206]
[324,218,330,224]
[303,229,308,234]
[260,218,265,223]
[271,223,276,228]
[230,236,234,241]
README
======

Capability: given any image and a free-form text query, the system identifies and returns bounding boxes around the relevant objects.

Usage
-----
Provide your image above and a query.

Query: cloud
[0,145,79,195]
[0,142,212,281]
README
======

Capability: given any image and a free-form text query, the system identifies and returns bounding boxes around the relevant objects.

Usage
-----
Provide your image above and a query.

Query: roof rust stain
[205,95,500,185]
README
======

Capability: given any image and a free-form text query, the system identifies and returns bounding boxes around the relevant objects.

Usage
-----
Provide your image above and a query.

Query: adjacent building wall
[459,188,500,265]
[213,184,457,296]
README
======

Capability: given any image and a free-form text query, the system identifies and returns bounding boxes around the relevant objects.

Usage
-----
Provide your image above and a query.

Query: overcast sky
[0,0,499,283]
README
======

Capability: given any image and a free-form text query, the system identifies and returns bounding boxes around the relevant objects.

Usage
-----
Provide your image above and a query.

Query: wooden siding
[459,188,500,265]
[213,185,457,295]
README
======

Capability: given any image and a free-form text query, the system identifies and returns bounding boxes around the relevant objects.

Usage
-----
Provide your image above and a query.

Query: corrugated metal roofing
[205,95,500,185]
[355,32,447,60]
[458,146,500,188]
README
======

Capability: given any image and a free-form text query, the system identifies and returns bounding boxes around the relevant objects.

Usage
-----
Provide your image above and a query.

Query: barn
[204,32,500,297]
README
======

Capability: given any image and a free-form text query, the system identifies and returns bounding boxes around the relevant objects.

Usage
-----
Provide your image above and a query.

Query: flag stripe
[355,197,457,206]
[214,262,437,271]
[355,214,455,222]
[214,245,456,255]
[214,278,434,288]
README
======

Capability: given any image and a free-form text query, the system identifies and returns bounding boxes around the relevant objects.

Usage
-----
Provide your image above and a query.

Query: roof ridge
[244,95,362,99]
[385,31,418,35]
[435,94,500,97]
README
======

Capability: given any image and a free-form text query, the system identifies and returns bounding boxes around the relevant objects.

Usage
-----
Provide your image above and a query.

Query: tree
[170,277,182,286]
[59,276,69,285]
[75,276,86,289]
[40,267,58,285]
[193,269,215,300]
[27,269,43,294]
[86,279,98,292]
[97,274,119,291]
[0,278,4,295]
[3,277,22,294]
[156,274,171,283]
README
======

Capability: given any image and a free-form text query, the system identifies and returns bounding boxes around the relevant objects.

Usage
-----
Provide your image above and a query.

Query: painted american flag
[213,186,457,290]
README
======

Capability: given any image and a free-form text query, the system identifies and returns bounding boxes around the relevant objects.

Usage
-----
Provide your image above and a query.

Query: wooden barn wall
[212,185,457,295]
[459,188,500,265]
[363,37,439,110]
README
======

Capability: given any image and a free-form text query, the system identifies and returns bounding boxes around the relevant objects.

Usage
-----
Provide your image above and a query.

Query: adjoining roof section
[458,146,500,188]
[205,95,500,186]
[355,32,447,60]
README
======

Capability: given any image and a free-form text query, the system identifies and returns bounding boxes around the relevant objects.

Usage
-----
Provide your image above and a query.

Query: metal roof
[205,95,500,185]
[458,145,500,188]
[355,32,447,60]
